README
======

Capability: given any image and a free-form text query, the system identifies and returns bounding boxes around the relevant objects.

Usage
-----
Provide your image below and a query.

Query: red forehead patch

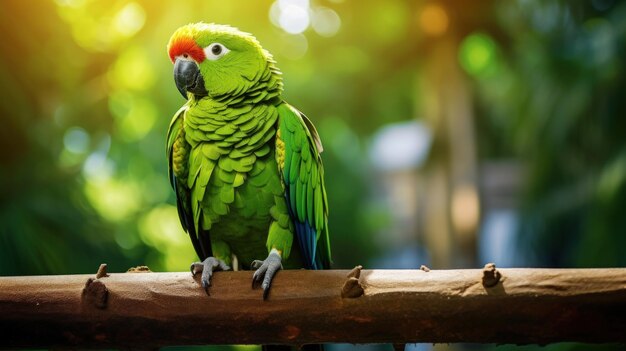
[168,36,206,63]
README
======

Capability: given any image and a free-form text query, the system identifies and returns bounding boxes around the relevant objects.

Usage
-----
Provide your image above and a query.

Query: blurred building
[369,120,432,268]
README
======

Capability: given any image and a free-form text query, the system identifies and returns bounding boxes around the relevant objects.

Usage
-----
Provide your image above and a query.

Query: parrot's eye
[204,43,230,61]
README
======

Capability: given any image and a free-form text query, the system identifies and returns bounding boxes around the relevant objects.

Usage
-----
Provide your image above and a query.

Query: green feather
[293,129,303,151]
[220,186,235,204]
[232,159,254,173]
[269,206,280,221]
[224,134,243,143]
[233,111,255,125]
[314,185,323,229]
[248,122,274,146]
[289,152,300,184]
[224,104,252,119]
[201,143,223,160]
[301,142,310,161]
[240,154,257,166]
[289,180,297,214]
[311,163,318,188]
[211,194,229,216]
[233,173,245,187]
[278,213,290,229]
[283,144,292,178]
[254,144,270,157]
[166,106,186,160]
[218,168,235,183]
[249,159,266,176]
[307,183,314,224]
[248,164,272,186]
[215,124,237,136]
[229,149,247,158]
[239,118,258,132]
[299,159,308,183]
[298,179,306,222]
[218,157,234,172]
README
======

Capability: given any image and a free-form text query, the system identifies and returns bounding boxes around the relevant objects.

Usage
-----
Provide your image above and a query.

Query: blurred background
[1,0,625,350]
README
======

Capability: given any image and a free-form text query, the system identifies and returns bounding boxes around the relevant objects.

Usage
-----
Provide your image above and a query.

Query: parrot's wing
[166,105,186,187]
[276,103,331,269]
[166,106,206,258]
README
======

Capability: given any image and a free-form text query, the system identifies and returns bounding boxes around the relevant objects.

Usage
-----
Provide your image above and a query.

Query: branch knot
[341,265,364,298]
[482,263,501,288]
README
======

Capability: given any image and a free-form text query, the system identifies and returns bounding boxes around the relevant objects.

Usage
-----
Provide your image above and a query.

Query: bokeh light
[109,46,156,91]
[276,33,309,60]
[418,3,449,37]
[138,204,196,271]
[115,97,158,142]
[369,121,432,172]
[458,32,498,77]
[312,7,341,37]
[84,177,142,222]
[272,0,310,35]
[451,184,480,235]
[112,2,146,38]
[63,127,90,154]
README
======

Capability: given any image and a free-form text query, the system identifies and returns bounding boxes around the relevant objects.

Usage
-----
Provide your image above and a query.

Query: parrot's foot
[190,257,231,293]
[251,249,283,300]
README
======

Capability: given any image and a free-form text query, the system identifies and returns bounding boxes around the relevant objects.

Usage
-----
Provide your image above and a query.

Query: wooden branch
[1,266,625,348]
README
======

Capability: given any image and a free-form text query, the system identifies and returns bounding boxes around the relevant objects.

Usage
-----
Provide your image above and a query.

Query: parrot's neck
[183,61,283,148]
[198,60,283,108]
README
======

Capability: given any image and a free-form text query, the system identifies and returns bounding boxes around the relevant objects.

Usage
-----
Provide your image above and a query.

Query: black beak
[174,59,207,99]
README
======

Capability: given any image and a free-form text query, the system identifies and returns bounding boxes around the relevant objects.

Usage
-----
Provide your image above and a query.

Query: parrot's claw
[250,259,264,270]
[251,251,283,300]
[190,257,231,293]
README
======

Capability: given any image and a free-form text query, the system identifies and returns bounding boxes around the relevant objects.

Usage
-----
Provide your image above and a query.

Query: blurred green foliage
[471,1,626,267]
[1,0,409,274]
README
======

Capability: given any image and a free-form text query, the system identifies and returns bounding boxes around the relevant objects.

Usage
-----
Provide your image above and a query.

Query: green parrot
[165,23,330,299]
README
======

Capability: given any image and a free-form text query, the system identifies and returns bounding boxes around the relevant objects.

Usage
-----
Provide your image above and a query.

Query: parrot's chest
[205,150,286,243]
[183,102,288,262]
[207,153,288,266]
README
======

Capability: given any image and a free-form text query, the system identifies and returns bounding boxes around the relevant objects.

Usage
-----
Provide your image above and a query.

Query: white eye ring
[204,43,230,61]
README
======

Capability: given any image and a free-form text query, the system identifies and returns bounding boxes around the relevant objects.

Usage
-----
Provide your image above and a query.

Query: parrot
[165,23,331,300]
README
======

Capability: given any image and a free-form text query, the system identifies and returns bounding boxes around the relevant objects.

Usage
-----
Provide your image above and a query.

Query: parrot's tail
[262,345,324,351]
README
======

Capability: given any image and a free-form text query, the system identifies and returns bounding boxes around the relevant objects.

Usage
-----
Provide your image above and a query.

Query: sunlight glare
[312,7,341,37]
[271,0,311,34]
[112,2,146,38]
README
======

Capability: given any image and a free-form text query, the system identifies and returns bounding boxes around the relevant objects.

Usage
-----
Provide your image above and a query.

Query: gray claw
[251,251,282,300]
[190,257,231,293]
[190,262,203,275]
[250,259,264,270]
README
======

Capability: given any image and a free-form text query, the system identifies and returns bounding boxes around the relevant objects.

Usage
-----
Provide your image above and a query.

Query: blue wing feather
[277,103,330,270]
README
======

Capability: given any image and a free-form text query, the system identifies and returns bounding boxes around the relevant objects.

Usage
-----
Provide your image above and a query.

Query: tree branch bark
[1,266,625,348]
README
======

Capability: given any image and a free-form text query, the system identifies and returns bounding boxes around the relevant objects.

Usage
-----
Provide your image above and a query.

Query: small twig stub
[82,278,108,309]
[341,265,364,298]
[96,263,109,279]
[482,263,501,287]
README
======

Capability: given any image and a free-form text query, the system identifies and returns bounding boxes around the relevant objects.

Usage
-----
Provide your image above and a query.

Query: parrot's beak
[174,59,208,99]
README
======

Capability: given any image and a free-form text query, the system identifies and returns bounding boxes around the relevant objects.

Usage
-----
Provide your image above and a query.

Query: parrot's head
[167,23,276,100]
